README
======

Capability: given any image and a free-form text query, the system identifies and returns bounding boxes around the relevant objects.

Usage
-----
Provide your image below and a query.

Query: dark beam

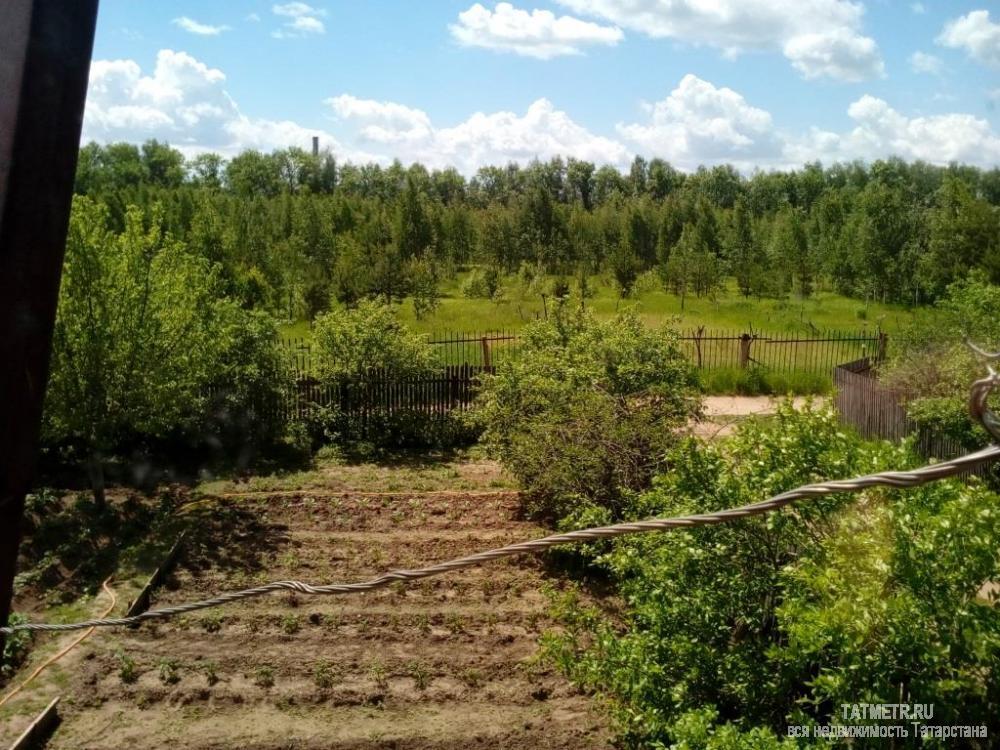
[0,0,100,652]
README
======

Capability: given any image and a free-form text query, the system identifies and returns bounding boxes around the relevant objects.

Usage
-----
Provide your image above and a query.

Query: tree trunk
[87,451,106,510]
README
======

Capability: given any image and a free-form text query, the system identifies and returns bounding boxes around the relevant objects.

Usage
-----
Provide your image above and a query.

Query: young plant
[253,665,275,688]
[407,661,432,691]
[117,650,138,685]
[157,658,181,685]
[313,660,339,689]
[367,659,388,691]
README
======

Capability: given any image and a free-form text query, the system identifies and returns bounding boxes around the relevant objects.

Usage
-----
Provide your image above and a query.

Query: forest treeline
[75,140,1000,320]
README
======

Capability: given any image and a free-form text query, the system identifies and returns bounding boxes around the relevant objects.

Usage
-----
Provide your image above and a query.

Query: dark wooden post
[481,336,492,370]
[738,333,752,369]
[876,330,888,365]
[0,0,100,656]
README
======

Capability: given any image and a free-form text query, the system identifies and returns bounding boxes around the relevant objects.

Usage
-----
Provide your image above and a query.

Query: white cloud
[272,2,326,37]
[326,94,631,172]
[449,2,623,59]
[615,75,783,171]
[83,51,1000,173]
[937,10,1000,68]
[83,49,347,158]
[788,94,1000,166]
[616,74,1000,170]
[911,2,926,14]
[247,13,261,23]
[555,0,884,81]
[172,17,231,36]
[783,28,885,82]
[910,50,944,75]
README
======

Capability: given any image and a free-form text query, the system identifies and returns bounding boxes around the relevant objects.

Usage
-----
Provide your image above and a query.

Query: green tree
[44,199,221,506]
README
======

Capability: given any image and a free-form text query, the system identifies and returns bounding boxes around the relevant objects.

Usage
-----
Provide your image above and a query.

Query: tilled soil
[45,491,613,749]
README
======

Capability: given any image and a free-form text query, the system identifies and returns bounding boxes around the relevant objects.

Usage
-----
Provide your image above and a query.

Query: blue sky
[85,1,1000,172]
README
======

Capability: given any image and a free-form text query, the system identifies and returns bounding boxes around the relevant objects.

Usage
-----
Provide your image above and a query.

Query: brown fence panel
[833,358,991,480]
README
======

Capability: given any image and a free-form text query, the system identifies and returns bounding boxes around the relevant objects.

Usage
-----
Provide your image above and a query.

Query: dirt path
[691,395,825,438]
[43,488,612,749]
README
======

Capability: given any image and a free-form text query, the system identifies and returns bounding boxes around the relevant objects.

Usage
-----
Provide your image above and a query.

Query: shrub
[1,614,33,679]
[312,300,438,382]
[462,267,502,300]
[544,404,1000,746]
[885,273,1000,452]
[310,301,459,448]
[473,308,701,520]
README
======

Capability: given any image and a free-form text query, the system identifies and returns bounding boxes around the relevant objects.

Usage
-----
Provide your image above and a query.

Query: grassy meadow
[283,272,920,340]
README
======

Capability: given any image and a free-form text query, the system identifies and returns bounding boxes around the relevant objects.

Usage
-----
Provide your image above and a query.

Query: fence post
[481,336,492,370]
[693,326,705,369]
[738,333,752,369]
[876,331,888,365]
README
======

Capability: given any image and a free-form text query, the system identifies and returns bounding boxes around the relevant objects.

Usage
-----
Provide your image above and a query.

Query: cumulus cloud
[784,29,885,82]
[937,10,1000,68]
[788,95,1000,166]
[555,0,885,81]
[83,51,1000,172]
[449,2,623,59]
[172,17,231,36]
[616,74,1000,170]
[326,94,631,172]
[911,2,926,14]
[83,49,345,157]
[272,2,326,38]
[615,75,783,171]
[909,50,944,75]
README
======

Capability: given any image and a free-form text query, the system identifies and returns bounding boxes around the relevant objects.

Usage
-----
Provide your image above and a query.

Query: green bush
[309,301,467,448]
[473,308,701,520]
[544,404,1000,747]
[312,300,438,382]
[886,273,1000,453]
[1,614,33,679]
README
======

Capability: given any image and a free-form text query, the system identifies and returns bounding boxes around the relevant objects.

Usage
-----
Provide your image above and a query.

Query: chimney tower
[312,136,319,157]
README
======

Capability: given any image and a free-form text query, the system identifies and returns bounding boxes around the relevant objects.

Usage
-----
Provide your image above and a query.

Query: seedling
[254,664,275,688]
[367,659,388,691]
[407,661,432,690]
[203,661,219,686]
[158,658,180,685]
[117,651,138,684]
[281,613,301,635]
[313,660,339,689]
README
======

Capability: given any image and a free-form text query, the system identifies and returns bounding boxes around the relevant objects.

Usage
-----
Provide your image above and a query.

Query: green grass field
[282,273,919,340]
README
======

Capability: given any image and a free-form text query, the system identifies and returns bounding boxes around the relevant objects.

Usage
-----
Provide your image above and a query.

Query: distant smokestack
[312,136,319,157]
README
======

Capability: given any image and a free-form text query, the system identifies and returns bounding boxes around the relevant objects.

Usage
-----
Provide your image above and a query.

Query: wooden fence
[283,328,886,377]
[833,358,991,478]
[276,364,488,423]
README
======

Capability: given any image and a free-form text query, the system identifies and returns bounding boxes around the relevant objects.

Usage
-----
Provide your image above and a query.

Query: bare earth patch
[16,486,611,749]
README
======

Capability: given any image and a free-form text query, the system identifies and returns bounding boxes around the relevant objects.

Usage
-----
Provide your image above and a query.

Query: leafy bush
[544,404,1000,746]
[886,273,1000,450]
[473,308,700,520]
[308,301,471,448]
[312,300,438,382]
[43,198,297,500]
[462,267,502,300]
[203,305,295,453]
[1,614,33,680]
